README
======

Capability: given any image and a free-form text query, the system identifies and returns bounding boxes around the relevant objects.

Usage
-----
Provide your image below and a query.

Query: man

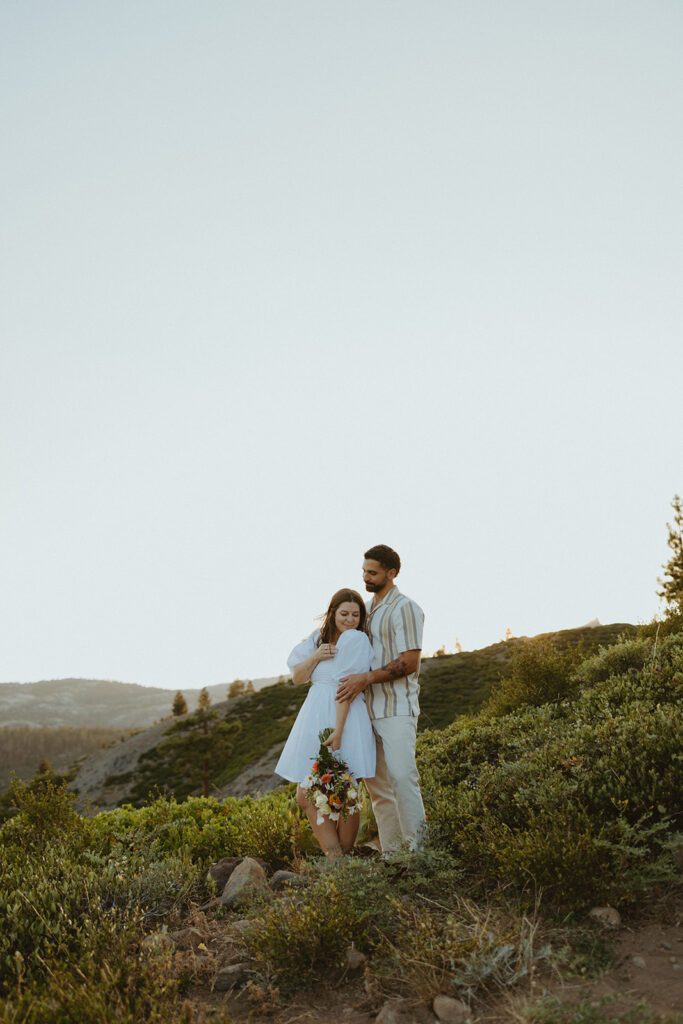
[336,544,426,852]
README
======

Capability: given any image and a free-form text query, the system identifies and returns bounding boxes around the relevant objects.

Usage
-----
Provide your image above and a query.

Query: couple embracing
[275,544,426,860]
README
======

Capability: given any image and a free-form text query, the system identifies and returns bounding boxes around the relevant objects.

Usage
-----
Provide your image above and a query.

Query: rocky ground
[149,858,683,1024]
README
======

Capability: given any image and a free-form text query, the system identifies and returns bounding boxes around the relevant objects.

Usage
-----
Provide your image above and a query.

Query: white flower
[347,788,357,800]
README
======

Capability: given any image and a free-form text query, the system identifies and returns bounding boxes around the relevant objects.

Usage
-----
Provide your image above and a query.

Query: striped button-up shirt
[365,587,424,720]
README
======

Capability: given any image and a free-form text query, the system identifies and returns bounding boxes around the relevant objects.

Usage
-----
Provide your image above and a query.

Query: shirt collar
[367,586,401,617]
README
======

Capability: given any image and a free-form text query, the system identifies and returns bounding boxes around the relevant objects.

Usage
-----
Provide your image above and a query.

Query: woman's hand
[315,642,337,663]
[291,640,337,685]
[323,728,343,752]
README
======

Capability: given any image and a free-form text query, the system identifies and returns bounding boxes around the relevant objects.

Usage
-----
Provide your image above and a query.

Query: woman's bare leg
[296,785,342,859]
[336,810,360,854]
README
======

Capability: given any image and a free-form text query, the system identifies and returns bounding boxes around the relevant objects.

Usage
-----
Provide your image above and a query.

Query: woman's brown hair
[318,588,367,646]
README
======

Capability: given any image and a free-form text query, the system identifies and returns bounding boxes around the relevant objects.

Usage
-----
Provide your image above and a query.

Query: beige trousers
[365,715,426,853]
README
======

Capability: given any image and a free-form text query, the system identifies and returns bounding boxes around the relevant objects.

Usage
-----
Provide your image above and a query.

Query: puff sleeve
[287,630,320,671]
[329,630,373,682]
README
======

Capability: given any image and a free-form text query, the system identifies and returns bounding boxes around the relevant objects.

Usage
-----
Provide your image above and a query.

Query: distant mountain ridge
[0,677,280,729]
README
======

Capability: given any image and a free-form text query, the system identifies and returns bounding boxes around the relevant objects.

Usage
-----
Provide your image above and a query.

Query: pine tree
[37,757,52,775]
[228,679,245,699]
[158,704,240,798]
[198,686,211,710]
[245,680,255,694]
[172,691,188,716]
[657,494,683,614]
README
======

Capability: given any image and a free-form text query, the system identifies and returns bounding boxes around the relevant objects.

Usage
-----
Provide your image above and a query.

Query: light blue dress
[275,628,376,784]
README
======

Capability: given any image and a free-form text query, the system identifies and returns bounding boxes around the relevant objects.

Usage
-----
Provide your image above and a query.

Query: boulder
[433,994,470,1023]
[214,962,252,991]
[345,945,367,970]
[220,857,269,910]
[588,906,621,929]
[207,856,244,891]
[168,926,207,951]
[208,855,271,892]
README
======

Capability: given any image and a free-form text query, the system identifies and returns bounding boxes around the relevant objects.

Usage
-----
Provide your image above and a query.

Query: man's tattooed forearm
[381,657,409,680]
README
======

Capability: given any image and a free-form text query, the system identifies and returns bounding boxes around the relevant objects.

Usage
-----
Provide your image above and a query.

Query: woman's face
[334,601,362,634]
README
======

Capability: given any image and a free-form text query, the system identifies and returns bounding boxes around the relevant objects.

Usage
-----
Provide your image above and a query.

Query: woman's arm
[323,694,350,752]
[290,641,336,685]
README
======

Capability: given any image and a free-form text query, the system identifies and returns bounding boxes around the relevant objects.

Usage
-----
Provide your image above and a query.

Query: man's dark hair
[364,544,401,575]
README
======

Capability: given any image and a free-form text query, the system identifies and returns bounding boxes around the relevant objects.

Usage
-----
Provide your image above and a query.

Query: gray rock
[345,945,367,970]
[208,856,244,891]
[269,869,308,891]
[220,857,269,910]
[209,855,271,892]
[214,962,252,991]
[375,998,419,1024]
[588,906,621,929]
[433,994,470,1023]
[632,955,646,969]
[661,940,673,950]
[168,926,206,951]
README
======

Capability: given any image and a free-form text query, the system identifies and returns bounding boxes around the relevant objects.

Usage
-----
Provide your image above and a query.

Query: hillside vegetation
[1,622,680,1023]
[67,622,636,810]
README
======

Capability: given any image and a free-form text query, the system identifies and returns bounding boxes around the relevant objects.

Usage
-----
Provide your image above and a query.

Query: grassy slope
[213,621,636,790]
[418,621,635,731]
[69,621,636,806]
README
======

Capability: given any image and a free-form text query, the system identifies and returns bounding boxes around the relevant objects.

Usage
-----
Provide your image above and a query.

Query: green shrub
[419,631,683,907]
[90,794,236,864]
[485,637,584,717]
[228,790,301,867]
[0,900,179,1024]
[244,849,465,993]
[2,776,89,852]
[243,858,401,991]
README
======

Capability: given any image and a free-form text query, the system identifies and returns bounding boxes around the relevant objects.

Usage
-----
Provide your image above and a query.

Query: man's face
[362,558,394,593]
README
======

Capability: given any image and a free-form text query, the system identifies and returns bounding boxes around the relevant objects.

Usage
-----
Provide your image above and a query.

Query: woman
[275,588,375,859]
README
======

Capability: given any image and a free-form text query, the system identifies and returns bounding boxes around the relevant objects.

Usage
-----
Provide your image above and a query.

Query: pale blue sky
[2,2,681,688]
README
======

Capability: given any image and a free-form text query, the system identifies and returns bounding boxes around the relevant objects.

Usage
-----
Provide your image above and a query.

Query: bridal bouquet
[301,728,360,825]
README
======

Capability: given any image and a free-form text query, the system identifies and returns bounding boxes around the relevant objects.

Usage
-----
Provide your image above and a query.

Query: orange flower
[311,762,319,772]
[320,773,332,784]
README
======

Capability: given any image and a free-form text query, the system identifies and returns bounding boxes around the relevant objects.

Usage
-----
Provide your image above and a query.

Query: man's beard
[364,581,382,592]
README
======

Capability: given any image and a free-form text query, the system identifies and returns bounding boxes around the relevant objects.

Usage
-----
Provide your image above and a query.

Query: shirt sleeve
[286,630,320,670]
[391,599,424,653]
[330,630,373,681]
